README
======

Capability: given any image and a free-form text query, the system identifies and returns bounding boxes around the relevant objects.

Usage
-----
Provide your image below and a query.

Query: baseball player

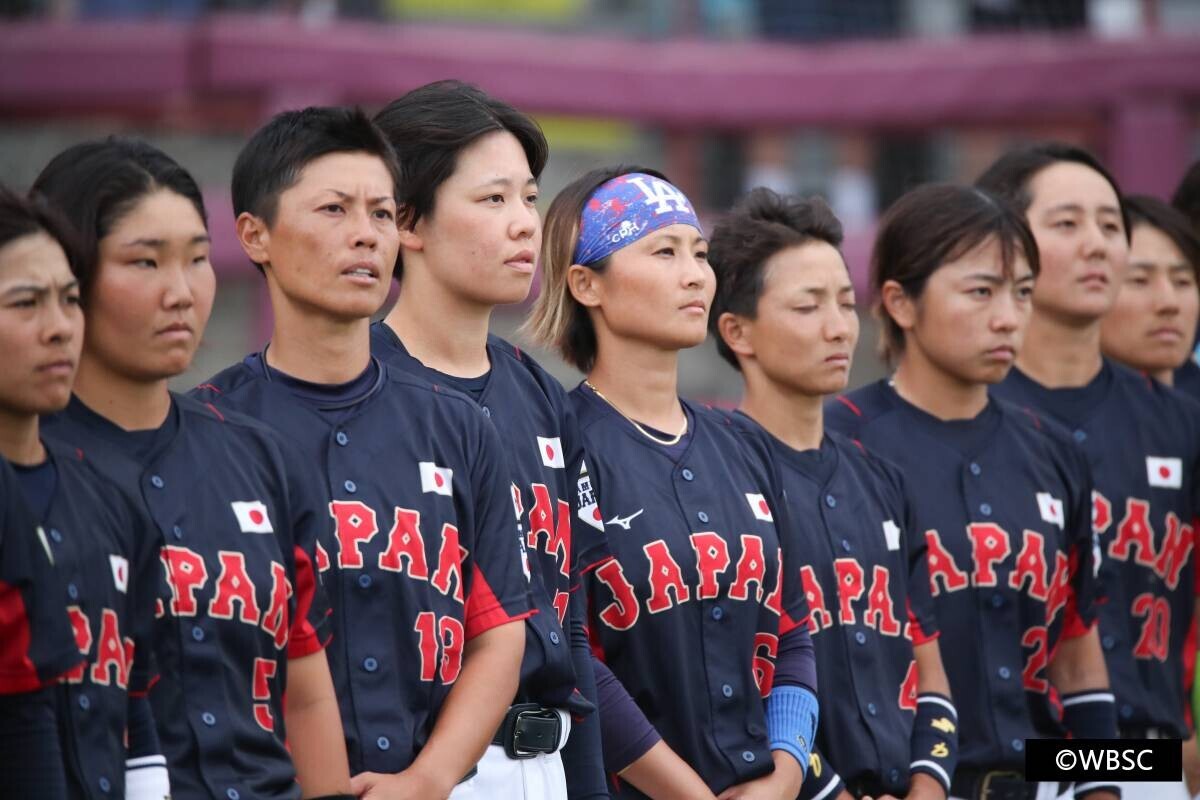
[526,166,819,800]
[370,80,610,799]
[708,187,958,800]
[825,184,1117,800]
[983,144,1200,800]
[0,188,89,800]
[1171,162,1200,398]
[195,106,533,800]
[34,138,354,800]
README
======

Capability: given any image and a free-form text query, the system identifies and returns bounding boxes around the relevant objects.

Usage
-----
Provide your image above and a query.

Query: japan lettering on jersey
[196,356,531,776]
[45,394,332,800]
[371,327,611,715]
[995,360,1200,736]
[572,388,807,797]
[0,456,82,693]
[827,383,1099,773]
[733,415,936,797]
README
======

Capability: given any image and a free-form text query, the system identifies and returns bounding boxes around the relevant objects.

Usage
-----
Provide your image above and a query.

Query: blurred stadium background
[2,0,1198,403]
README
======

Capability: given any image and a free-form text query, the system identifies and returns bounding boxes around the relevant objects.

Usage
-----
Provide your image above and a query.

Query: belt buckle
[979,770,1024,800]
[502,703,559,760]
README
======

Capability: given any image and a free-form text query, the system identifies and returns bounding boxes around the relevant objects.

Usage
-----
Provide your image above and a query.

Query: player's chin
[475,273,533,307]
[14,386,72,416]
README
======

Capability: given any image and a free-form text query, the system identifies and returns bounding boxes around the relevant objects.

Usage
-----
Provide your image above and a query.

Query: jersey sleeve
[126,499,161,695]
[565,397,611,583]
[1062,441,1101,638]
[0,465,83,693]
[276,439,334,660]
[895,470,938,643]
[463,414,534,640]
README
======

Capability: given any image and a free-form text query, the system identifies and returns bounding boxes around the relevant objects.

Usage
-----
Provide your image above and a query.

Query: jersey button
[202,712,216,726]
[192,626,205,642]
[867,703,877,716]
[1102,635,1115,650]
[49,528,63,543]
[1073,430,1087,443]
[67,583,79,600]
[377,736,391,751]
[78,694,90,710]
[825,494,837,509]
[697,511,709,523]
[150,475,164,489]
[1011,739,1024,752]
[711,606,724,621]
[854,632,867,645]
[1120,704,1134,719]
[979,503,992,516]
[998,666,1011,679]
[681,468,695,481]
[990,593,1003,608]
[98,777,111,794]
[841,538,852,553]
[969,462,982,476]
[549,631,561,645]
[741,751,756,763]
[358,574,373,589]
[888,768,900,784]
[481,406,491,418]
[336,431,349,446]
[172,525,183,540]
[344,480,357,494]
[226,790,240,800]
[722,684,733,698]
[363,657,378,672]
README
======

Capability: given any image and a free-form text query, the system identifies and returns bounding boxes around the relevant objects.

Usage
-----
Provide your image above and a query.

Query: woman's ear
[235,212,271,268]
[567,264,602,308]
[880,279,916,334]
[716,311,756,363]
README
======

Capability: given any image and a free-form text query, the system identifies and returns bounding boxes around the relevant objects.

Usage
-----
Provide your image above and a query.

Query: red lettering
[552,591,569,625]
[431,524,465,604]
[413,612,464,683]
[415,611,438,682]
[752,632,778,698]
[864,565,901,636]
[1009,530,1050,601]
[1092,491,1112,536]
[261,561,292,650]
[329,501,378,569]
[378,507,430,579]
[969,523,1012,587]
[1045,551,1071,625]
[1021,626,1049,693]
[729,535,767,603]
[89,609,130,688]
[834,558,865,625]
[1109,499,1156,568]
[161,545,209,616]
[1131,593,1170,662]
[1155,513,1193,590]
[644,540,690,613]
[595,559,640,631]
[690,532,730,600]
[764,549,784,617]
[252,657,277,732]
[439,617,464,684]
[899,659,918,711]
[315,540,330,573]
[527,484,571,579]
[63,606,91,684]
[800,565,833,634]
[925,530,968,596]
[208,551,261,625]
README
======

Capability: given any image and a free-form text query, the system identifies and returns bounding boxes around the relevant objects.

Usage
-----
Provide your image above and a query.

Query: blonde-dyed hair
[523,164,668,372]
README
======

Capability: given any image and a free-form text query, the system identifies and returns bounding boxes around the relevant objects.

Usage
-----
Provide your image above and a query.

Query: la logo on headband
[627,175,693,216]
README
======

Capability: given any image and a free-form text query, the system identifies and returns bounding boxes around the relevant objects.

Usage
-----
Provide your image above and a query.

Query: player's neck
[892,351,988,421]
[739,372,823,452]
[266,294,371,385]
[1152,367,1173,386]
[1013,311,1104,389]
[72,355,172,431]
[588,343,684,434]
[0,409,45,466]
[383,273,491,378]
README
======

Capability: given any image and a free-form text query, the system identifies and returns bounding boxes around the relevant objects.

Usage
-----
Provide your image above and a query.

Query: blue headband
[572,173,704,266]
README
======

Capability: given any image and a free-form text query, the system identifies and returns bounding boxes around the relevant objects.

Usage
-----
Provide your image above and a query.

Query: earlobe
[235,213,270,267]
[717,312,756,359]
[397,226,423,253]
[567,264,601,308]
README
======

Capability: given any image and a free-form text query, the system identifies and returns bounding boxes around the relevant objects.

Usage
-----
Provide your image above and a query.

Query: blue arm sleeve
[561,594,611,798]
[126,693,161,759]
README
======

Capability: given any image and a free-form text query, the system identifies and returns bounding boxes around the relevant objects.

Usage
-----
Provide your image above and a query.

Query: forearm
[284,651,352,797]
[1047,626,1110,693]
[618,740,717,800]
[593,656,661,772]
[409,620,524,792]
[563,607,610,799]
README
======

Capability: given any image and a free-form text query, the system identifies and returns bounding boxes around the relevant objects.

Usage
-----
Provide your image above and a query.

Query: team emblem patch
[882,519,901,551]
[576,460,604,531]
[110,554,128,593]
[231,501,273,533]
[419,462,453,496]
[538,436,565,469]
[1147,456,1182,489]
[746,493,773,522]
[1036,492,1065,529]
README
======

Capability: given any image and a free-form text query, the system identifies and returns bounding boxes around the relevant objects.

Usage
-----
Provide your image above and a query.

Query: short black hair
[1172,160,1200,234]
[31,137,206,300]
[0,185,84,281]
[707,188,845,370]
[232,105,401,251]
[872,183,1040,363]
[1126,194,1200,281]
[374,80,548,280]
[975,140,1131,239]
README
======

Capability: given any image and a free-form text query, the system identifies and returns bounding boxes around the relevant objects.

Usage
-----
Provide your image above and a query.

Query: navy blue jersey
[826,383,1100,772]
[732,414,936,796]
[0,456,81,693]
[570,386,808,797]
[45,394,333,800]
[194,354,532,776]
[995,360,1200,736]
[371,326,610,713]
[1176,359,1200,403]
[25,441,159,800]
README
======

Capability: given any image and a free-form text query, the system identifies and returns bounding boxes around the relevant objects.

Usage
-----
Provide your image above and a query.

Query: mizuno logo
[606,510,644,530]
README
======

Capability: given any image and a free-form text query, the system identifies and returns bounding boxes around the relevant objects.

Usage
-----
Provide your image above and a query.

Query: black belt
[491,703,563,759]
[950,769,1041,800]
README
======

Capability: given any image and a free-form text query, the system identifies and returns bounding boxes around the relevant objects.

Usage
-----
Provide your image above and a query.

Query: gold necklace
[585,381,688,446]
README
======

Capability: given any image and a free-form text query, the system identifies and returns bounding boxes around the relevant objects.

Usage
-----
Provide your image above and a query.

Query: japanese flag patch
[110,554,128,594]
[1147,456,1182,489]
[420,462,454,496]
[1036,492,1065,529]
[882,519,901,551]
[746,493,774,522]
[231,501,273,533]
[538,436,565,469]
